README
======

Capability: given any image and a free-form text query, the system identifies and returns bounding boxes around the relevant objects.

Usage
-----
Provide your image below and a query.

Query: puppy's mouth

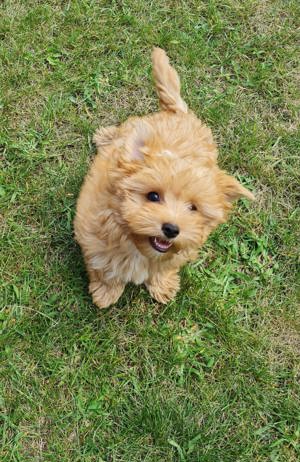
[149,236,173,253]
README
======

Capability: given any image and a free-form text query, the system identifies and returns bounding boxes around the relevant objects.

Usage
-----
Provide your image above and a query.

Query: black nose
[162,223,180,239]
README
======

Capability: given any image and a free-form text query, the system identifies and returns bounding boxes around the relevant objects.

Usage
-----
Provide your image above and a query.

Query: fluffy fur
[74,48,254,308]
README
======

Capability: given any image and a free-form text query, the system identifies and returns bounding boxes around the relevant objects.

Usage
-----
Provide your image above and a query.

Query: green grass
[1,0,299,460]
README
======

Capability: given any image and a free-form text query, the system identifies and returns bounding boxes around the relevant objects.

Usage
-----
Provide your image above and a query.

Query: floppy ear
[219,172,255,202]
[93,125,118,147]
[123,121,153,162]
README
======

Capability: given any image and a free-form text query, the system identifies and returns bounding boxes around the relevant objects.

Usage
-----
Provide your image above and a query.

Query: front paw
[89,281,124,309]
[146,273,180,304]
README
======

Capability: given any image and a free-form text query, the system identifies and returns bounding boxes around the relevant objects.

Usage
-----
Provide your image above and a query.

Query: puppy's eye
[189,204,197,211]
[147,191,160,202]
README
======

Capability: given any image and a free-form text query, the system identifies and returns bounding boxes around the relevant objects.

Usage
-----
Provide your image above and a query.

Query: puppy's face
[115,127,253,258]
[119,162,216,257]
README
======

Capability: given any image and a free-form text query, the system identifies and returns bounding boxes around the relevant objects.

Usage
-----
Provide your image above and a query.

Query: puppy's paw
[89,281,124,309]
[146,273,180,304]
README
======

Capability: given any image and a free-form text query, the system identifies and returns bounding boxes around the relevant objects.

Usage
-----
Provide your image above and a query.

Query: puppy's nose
[162,223,180,239]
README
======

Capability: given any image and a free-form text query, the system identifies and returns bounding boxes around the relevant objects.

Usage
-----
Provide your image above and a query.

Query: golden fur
[74,48,254,308]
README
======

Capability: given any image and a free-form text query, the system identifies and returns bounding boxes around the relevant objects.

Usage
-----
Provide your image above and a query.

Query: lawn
[1,0,299,460]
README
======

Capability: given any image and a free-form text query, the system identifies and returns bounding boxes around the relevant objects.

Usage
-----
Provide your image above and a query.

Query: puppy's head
[112,119,254,259]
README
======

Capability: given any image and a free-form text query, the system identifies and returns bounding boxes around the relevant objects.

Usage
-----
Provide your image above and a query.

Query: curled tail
[152,47,188,114]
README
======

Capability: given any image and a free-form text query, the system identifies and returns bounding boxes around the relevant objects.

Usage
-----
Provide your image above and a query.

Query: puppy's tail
[152,47,188,114]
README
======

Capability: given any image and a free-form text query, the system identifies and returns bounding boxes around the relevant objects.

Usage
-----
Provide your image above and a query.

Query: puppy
[74,48,254,308]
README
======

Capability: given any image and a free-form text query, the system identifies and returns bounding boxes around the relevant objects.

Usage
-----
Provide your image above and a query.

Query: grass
[1,0,299,460]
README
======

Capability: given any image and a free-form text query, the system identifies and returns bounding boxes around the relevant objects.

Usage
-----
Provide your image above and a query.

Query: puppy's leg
[88,269,125,309]
[146,270,180,304]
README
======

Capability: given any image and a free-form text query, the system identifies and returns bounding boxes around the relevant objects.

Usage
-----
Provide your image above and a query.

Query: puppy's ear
[124,121,152,162]
[219,172,255,202]
[93,125,118,147]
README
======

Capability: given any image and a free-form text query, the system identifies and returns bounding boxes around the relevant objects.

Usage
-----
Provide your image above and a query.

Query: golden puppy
[74,48,254,308]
